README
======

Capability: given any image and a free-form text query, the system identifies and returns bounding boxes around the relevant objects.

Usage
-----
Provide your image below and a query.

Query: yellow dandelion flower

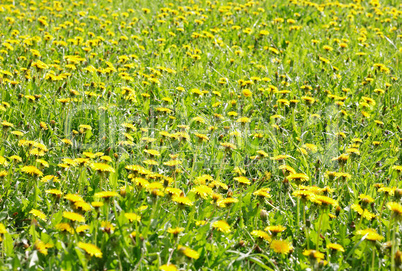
[253,188,271,198]
[45,189,63,197]
[251,230,271,241]
[124,213,141,222]
[94,191,120,199]
[167,227,185,235]
[35,240,53,255]
[29,209,47,221]
[327,243,345,252]
[220,142,237,151]
[63,211,85,223]
[265,225,286,235]
[55,223,74,234]
[159,264,177,271]
[270,155,290,161]
[177,245,199,259]
[217,198,239,208]
[21,166,43,176]
[212,220,231,233]
[303,249,325,260]
[234,176,251,185]
[191,185,213,199]
[287,173,309,183]
[165,187,182,197]
[91,163,115,173]
[64,194,84,203]
[270,240,293,255]
[314,195,338,207]
[172,195,193,207]
[387,202,402,220]
[78,242,102,258]
[356,228,383,241]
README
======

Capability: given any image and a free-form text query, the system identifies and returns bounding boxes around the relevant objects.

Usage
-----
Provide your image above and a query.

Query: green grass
[0,0,401,270]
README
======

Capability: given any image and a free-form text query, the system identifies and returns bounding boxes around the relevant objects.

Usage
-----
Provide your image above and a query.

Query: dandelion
[327,243,345,252]
[76,225,90,234]
[253,188,271,199]
[0,223,6,241]
[191,185,213,199]
[55,223,74,234]
[63,211,85,223]
[159,264,177,271]
[356,228,383,241]
[287,173,309,184]
[124,213,141,222]
[220,142,237,151]
[167,227,185,235]
[303,249,325,261]
[234,176,251,185]
[314,195,338,207]
[29,209,47,221]
[35,240,53,255]
[217,198,238,208]
[21,166,43,177]
[270,155,290,161]
[177,245,200,259]
[94,191,120,199]
[387,202,402,221]
[91,163,115,173]
[265,225,286,236]
[172,195,193,207]
[212,220,231,233]
[279,165,296,176]
[78,242,102,258]
[45,189,63,198]
[64,194,84,203]
[270,240,293,255]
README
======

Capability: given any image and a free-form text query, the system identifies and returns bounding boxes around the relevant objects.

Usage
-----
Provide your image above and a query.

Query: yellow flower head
[63,211,85,223]
[94,191,120,199]
[29,209,47,221]
[167,227,185,235]
[327,243,345,252]
[55,223,74,234]
[265,225,286,235]
[124,213,141,222]
[303,249,325,260]
[35,240,53,255]
[251,230,271,241]
[270,240,293,255]
[64,194,84,203]
[387,202,402,219]
[177,245,200,259]
[159,264,177,271]
[287,173,309,183]
[91,163,115,173]
[78,242,102,258]
[172,195,193,207]
[21,166,43,176]
[234,176,251,185]
[356,228,383,241]
[212,220,231,233]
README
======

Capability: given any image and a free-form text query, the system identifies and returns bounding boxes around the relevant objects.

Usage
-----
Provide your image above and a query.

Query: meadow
[0,0,401,270]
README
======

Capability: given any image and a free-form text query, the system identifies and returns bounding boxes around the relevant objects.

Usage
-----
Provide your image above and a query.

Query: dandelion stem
[217,152,227,181]
[379,195,388,221]
[371,247,375,271]
[303,203,309,250]
[144,198,158,238]
[316,211,324,250]
[297,197,300,235]
[391,217,396,271]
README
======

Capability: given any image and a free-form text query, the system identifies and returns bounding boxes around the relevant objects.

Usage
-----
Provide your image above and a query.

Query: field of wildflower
[0,0,401,270]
